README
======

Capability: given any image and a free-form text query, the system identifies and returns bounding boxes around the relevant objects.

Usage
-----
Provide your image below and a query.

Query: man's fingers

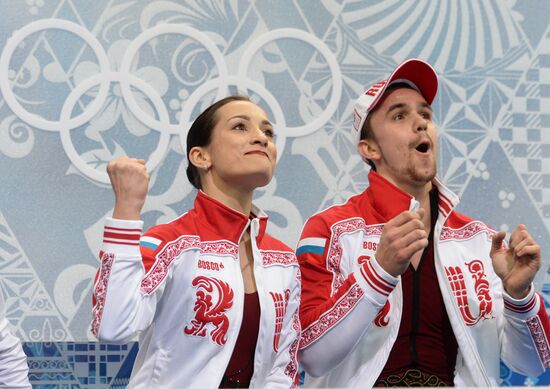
[508,224,529,248]
[386,210,423,227]
[491,231,506,252]
[513,234,534,253]
[397,228,428,248]
[382,209,426,250]
[514,240,540,259]
[407,237,429,255]
[383,218,425,247]
[384,211,424,237]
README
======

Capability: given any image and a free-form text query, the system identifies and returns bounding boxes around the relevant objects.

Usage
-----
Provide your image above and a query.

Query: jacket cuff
[102,217,143,255]
[503,285,539,319]
[356,256,399,306]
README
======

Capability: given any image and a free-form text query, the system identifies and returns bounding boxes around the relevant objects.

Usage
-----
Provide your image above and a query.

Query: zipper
[410,268,420,366]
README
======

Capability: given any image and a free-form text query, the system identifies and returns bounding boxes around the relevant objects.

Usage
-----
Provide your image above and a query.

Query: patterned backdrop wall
[0,0,549,387]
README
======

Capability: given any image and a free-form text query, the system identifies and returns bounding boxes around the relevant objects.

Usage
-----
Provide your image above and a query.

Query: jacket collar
[193,190,268,245]
[364,170,460,221]
[432,176,460,219]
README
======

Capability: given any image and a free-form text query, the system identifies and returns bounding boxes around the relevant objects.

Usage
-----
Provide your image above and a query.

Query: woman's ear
[188,146,211,171]
[357,138,380,163]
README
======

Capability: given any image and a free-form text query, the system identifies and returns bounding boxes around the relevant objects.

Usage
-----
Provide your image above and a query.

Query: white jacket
[0,296,30,389]
[297,171,550,387]
[93,191,301,388]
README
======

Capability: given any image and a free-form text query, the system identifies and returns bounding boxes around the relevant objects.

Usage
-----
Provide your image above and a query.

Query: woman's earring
[203,164,209,171]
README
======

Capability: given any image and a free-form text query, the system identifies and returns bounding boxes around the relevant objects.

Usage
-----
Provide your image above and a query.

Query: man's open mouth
[415,141,430,153]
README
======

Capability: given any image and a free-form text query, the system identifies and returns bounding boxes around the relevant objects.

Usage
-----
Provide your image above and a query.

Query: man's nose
[414,114,428,132]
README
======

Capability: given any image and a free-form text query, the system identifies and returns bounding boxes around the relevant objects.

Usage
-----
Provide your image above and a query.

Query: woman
[92,96,301,388]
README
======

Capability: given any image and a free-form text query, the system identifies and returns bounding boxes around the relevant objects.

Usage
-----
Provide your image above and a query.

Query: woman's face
[204,100,277,191]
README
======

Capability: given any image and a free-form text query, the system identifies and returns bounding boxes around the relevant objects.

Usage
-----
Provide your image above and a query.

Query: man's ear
[357,138,380,163]
[188,146,211,170]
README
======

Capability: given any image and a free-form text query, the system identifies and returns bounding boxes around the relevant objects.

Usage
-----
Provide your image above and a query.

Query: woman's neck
[201,179,254,216]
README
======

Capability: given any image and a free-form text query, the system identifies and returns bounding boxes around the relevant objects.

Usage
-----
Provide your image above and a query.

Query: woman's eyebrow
[227,115,273,127]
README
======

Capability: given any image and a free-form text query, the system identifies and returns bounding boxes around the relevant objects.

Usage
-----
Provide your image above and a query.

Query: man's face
[361,87,438,191]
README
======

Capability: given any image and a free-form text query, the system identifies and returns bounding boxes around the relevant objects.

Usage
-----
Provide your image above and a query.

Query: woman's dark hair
[186,95,252,189]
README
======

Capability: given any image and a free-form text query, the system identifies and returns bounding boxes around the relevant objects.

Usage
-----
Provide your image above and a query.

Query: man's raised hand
[375,209,429,277]
[490,225,541,299]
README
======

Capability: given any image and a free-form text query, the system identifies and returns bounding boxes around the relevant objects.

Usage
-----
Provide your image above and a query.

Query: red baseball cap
[352,58,438,144]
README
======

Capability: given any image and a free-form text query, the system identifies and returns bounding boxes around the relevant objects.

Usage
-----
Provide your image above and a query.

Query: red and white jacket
[92,191,300,388]
[297,171,550,387]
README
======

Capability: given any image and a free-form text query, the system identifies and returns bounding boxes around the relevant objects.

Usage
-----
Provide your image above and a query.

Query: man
[0,294,30,388]
[297,58,550,387]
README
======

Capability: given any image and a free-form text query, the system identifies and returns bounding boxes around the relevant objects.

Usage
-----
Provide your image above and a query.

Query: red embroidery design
[301,283,364,348]
[327,219,383,291]
[140,236,237,295]
[440,222,494,241]
[261,250,297,267]
[526,315,550,368]
[283,270,300,387]
[92,251,115,337]
[201,241,239,256]
[285,309,301,387]
[375,301,391,327]
[445,259,493,326]
[270,289,291,352]
[184,276,234,345]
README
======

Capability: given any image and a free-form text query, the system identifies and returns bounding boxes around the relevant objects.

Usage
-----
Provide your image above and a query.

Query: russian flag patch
[140,236,162,253]
[296,237,326,256]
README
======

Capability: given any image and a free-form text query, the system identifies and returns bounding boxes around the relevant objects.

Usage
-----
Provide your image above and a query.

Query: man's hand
[106,156,150,220]
[375,209,428,277]
[490,225,541,299]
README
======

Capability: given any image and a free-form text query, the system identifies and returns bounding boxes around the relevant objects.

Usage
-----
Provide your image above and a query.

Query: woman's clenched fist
[107,156,150,220]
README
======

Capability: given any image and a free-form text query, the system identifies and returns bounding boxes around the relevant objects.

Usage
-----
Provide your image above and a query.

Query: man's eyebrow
[419,102,433,111]
[386,102,432,113]
[386,103,408,113]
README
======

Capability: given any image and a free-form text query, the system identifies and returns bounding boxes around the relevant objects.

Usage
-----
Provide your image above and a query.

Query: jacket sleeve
[0,297,30,389]
[297,215,398,377]
[263,264,302,388]
[500,285,550,376]
[92,217,173,343]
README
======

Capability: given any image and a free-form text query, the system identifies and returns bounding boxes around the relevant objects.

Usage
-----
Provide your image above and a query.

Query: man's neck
[380,174,433,208]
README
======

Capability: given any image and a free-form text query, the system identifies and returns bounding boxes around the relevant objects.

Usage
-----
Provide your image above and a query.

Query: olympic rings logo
[0,19,342,183]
